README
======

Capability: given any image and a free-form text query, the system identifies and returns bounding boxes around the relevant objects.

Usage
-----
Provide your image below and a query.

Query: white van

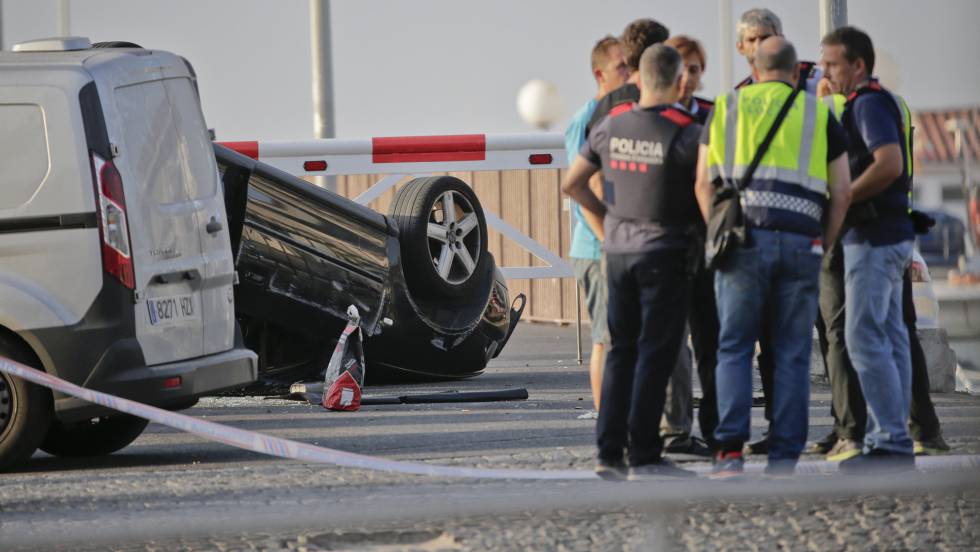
[0,37,257,469]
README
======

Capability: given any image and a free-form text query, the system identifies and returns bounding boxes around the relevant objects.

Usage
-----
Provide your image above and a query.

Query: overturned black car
[215,144,524,387]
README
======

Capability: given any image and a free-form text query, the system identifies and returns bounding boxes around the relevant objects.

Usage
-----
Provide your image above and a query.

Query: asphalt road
[1,322,979,551]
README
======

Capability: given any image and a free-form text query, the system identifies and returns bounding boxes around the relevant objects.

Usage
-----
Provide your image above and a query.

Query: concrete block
[918,328,957,393]
[808,331,956,392]
[956,364,980,395]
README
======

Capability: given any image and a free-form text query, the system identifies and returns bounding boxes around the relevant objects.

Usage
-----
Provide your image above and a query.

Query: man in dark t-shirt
[821,27,917,474]
[583,19,712,459]
[584,19,668,139]
[562,44,700,481]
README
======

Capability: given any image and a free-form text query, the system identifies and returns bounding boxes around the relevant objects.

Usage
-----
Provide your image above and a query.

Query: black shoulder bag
[705,87,801,270]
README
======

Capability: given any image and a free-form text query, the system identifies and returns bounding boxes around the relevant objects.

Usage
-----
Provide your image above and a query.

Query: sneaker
[711,451,745,480]
[838,449,916,475]
[627,457,697,480]
[805,431,838,455]
[745,435,768,455]
[595,458,628,481]
[576,410,599,420]
[914,435,950,456]
[664,436,713,457]
[826,439,862,462]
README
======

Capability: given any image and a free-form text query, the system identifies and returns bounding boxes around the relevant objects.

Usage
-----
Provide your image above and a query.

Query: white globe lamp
[517,79,564,130]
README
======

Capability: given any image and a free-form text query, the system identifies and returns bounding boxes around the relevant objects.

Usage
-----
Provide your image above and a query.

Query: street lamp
[516,79,563,131]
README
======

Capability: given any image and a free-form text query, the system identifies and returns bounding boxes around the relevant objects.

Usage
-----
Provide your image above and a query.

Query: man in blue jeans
[821,26,918,474]
[565,35,628,416]
[695,37,851,477]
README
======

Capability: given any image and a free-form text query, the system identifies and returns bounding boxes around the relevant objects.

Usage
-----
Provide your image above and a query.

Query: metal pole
[310,0,336,190]
[58,0,70,36]
[818,0,848,37]
[718,0,733,91]
[946,119,978,258]
[0,0,4,50]
[568,204,582,365]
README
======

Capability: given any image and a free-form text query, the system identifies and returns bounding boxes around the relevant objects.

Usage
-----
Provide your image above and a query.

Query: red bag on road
[323,306,366,411]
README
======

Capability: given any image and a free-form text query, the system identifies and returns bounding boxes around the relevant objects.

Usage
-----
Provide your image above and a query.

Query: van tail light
[90,153,135,289]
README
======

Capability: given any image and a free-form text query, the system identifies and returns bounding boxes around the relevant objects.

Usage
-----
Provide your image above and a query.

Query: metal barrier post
[568,203,583,365]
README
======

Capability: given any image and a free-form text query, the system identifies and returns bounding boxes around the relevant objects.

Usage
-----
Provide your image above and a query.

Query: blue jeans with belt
[714,228,822,465]
[843,239,914,455]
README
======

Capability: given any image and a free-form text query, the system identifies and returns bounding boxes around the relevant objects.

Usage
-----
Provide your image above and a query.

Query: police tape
[3,357,979,479]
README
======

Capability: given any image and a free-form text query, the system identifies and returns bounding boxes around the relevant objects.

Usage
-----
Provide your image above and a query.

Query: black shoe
[664,436,713,457]
[763,459,797,478]
[838,449,916,475]
[914,435,951,456]
[595,458,629,481]
[805,430,838,455]
[627,457,697,480]
[745,435,769,455]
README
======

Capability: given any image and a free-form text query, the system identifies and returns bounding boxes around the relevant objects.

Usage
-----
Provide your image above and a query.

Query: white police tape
[4,357,980,478]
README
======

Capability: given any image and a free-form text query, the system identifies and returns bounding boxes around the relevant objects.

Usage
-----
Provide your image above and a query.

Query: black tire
[0,336,53,471]
[389,176,490,298]
[91,41,143,49]
[40,414,148,458]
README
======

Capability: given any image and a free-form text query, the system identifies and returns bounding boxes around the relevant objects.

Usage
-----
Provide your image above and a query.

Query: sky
[2,0,978,142]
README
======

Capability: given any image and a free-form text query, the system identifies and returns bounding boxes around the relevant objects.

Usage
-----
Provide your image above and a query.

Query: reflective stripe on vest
[890,92,914,177]
[707,83,831,230]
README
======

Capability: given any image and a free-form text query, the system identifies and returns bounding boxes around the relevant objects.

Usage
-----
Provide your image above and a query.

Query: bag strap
[737,86,802,191]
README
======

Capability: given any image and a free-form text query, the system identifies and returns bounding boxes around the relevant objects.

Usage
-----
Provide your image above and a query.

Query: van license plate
[146,294,199,326]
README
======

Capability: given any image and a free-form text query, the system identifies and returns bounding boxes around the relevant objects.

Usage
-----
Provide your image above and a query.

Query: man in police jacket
[562,44,701,481]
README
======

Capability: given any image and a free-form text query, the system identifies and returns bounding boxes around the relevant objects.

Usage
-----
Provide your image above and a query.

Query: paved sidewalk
[2,322,978,551]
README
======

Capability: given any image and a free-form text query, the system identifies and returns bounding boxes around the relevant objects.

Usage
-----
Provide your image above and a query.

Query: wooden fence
[333,169,587,324]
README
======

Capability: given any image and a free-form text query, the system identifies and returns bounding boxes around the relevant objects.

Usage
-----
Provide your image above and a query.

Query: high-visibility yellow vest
[707,81,832,237]
[822,94,847,121]
[843,81,914,213]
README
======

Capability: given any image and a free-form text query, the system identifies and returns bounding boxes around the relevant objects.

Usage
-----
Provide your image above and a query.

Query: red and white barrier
[218,133,567,176]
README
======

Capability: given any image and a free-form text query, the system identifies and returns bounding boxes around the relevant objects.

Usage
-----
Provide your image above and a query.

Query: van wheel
[40,415,149,457]
[0,340,53,471]
[389,176,490,298]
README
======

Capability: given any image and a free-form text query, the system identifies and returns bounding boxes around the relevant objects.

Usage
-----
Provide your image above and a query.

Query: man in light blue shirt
[566,35,628,417]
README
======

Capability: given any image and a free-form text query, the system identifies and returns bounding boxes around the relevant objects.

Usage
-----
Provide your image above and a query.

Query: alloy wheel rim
[426,190,481,285]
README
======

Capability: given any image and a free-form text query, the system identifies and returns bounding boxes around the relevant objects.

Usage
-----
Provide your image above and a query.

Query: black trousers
[904,270,942,441]
[688,253,719,449]
[598,249,690,466]
[817,241,942,442]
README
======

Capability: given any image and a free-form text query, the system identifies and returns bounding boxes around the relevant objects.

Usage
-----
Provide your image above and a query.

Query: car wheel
[389,176,490,298]
[0,338,53,471]
[40,414,149,458]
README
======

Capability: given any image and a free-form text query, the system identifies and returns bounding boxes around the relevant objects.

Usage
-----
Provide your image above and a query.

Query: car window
[0,103,49,209]
[114,78,216,204]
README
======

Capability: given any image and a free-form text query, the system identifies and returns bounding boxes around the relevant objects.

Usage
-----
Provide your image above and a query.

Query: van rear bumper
[53,347,258,423]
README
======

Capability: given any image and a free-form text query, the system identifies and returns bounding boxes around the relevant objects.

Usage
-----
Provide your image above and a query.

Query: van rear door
[159,76,236,356]
[110,73,234,364]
